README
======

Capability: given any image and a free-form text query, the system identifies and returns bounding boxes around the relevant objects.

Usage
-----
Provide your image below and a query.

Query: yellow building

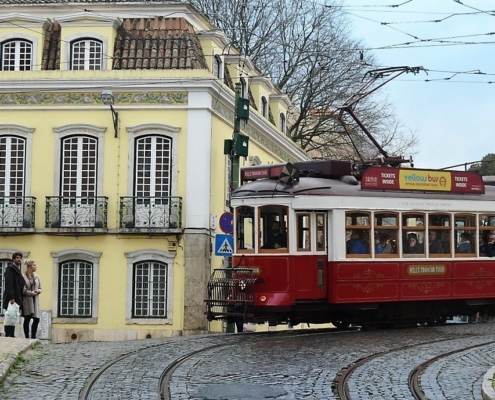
[0,1,308,342]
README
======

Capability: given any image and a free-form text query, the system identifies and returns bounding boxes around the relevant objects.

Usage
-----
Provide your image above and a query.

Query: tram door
[294,212,327,299]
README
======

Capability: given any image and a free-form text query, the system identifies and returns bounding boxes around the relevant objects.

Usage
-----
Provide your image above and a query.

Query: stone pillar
[183,229,211,333]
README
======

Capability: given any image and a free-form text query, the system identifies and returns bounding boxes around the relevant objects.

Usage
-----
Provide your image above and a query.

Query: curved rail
[408,340,495,400]
[335,337,495,400]
[159,344,229,400]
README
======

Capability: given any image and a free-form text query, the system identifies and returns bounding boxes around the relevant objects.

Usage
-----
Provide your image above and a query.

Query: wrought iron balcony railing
[0,196,36,229]
[45,196,108,229]
[119,196,182,230]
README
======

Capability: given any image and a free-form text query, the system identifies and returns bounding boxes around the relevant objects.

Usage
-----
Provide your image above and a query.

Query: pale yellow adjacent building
[0,1,308,342]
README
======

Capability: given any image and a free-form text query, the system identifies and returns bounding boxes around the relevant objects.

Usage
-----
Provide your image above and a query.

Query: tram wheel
[332,320,349,330]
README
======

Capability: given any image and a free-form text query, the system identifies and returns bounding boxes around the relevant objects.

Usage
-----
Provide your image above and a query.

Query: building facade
[0,0,308,342]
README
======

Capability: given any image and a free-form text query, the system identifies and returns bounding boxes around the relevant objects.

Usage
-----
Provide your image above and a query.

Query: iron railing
[119,196,182,229]
[205,268,261,321]
[45,196,108,228]
[0,196,36,229]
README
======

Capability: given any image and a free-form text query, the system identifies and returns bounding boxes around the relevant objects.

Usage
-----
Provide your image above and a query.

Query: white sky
[342,0,495,170]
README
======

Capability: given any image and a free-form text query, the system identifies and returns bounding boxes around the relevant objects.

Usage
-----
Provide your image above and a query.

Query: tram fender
[255,292,292,306]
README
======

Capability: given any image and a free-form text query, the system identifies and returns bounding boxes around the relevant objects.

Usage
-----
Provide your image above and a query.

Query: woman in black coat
[2,252,26,337]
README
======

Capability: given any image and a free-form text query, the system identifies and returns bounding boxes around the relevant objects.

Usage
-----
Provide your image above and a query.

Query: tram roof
[232,176,495,202]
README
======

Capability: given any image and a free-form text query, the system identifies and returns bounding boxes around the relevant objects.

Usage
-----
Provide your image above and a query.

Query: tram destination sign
[361,167,485,194]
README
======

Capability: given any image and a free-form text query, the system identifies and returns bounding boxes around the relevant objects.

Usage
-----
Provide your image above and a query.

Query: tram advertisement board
[361,167,485,194]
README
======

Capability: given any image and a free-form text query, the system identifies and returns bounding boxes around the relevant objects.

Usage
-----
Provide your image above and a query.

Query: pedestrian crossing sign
[215,234,234,256]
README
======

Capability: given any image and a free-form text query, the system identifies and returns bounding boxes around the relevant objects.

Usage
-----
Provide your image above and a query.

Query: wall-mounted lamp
[101,90,119,138]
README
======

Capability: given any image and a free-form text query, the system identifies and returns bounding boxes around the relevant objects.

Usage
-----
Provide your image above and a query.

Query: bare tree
[190,0,418,161]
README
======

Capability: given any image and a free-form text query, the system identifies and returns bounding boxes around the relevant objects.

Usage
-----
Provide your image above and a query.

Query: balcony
[0,197,36,234]
[45,196,108,234]
[119,196,182,233]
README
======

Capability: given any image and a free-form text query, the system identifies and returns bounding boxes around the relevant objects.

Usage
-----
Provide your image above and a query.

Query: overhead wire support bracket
[337,66,426,168]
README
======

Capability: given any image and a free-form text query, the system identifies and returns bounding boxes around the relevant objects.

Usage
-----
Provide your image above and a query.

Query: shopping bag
[4,302,20,326]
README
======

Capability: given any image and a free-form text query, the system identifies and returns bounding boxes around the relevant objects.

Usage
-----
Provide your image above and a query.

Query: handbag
[4,302,20,326]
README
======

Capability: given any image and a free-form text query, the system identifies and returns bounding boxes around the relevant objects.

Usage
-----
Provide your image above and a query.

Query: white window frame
[70,38,103,70]
[64,33,108,71]
[125,249,175,325]
[1,39,32,71]
[0,33,38,71]
[261,96,268,118]
[279,113,286,134]
[0,125,34,197]
[126,124,179,197]
[51,248,101,324]
[53,124,105,197]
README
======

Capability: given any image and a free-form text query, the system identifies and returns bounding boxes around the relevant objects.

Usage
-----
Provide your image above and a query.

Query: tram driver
[261,221,287,249]
[486,233,495,257]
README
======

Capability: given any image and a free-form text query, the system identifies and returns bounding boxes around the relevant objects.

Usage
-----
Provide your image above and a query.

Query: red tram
[205,160,495,329]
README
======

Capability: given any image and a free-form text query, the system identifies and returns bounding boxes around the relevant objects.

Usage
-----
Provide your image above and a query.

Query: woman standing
[22,259,42,339]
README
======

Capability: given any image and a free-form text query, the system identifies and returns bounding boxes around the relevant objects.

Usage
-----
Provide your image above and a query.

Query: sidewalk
[0,336,39,383]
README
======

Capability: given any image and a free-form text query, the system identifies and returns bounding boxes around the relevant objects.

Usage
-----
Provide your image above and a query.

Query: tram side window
[259,205,288,251]
[402,213,425,257]
[296,213,311,251]
[454,214,475,256]
[345,212,370,257]
[235,206,255,252]
[428,214,451,256]
[374,212,398,256]
[479,214,495,256]
[316,213,326,251]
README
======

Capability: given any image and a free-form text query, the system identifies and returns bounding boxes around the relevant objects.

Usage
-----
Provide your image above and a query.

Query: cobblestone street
[2,323,495,399]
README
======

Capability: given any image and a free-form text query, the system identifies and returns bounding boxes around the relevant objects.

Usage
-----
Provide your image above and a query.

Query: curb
[482,366,495,400]
[0,339,40,384]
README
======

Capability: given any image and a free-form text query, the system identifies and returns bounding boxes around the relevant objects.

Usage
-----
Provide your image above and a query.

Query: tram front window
[235,206,255,252]
[260,206,288,251]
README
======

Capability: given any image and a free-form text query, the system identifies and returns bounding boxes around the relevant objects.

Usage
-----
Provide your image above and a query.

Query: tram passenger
[346,231,369,254]
[485,234,495,257]
[428,230,443,254]
[479,233,487,254]
[456,232,472,253]
[404,233,424,254]
[375,233,392,254]
[261,221,287,249]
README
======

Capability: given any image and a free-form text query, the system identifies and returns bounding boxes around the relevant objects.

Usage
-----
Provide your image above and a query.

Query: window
[59,135,98,227]
[1,40,32,71]
[259,205,288,252]
[58,260,93,317]
[133,261,168,318]
[261,96,268,118]
[0,136,26,197]
[279,113,286,134]
[133,135,172,227]
[125,249,174,324]
[345,212,370,257]
[454,214,475,256]
[240,77,247,98]
[0,259,7,316]
[375,212,398,256]
[71,39,102,70]
[479,214,495,255]
[236,206,255,252]
[316,213,326,251]
[213,54,222,79]
[428,214,451,256]
[297,213,311,251]
[402,213,425,257]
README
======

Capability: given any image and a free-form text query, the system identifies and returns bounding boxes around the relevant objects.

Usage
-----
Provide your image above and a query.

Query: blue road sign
[215,234,233,256]
[219,212,234,234]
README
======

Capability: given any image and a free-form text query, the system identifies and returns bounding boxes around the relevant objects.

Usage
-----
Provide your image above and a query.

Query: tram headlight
[260,296,266,302]
[239,279,247,291]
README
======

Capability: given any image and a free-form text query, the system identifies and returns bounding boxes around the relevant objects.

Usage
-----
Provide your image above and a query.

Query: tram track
[335,335,495,400]
[78,327,351,399]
